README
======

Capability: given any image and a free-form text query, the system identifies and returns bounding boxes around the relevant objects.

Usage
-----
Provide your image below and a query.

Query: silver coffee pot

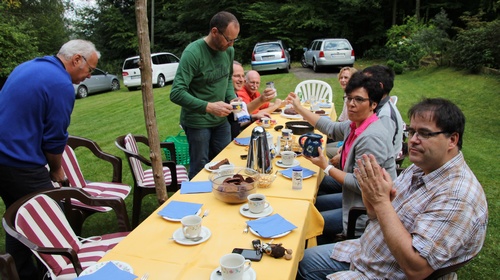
[246,126,273,174]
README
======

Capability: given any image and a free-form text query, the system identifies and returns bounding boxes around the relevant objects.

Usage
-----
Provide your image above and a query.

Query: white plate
[240,204,273,218]
[80,260,133,276]
[210,266,256,280]
[249,227,291,239]
[172,226,211,245]
[275,159,300,168]
[280,111,303,119]
[204,162,234,172]
[162,208,202,222]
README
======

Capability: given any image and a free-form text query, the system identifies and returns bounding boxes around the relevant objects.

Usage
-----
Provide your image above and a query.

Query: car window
[255,43,282,53]
[167,54,179,63]
[152,55,161,65]
[123,58,140,69]
[313,41,321,51]
[93,69,105,76]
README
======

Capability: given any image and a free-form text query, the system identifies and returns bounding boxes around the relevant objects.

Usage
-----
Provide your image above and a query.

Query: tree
[0,2,40,78]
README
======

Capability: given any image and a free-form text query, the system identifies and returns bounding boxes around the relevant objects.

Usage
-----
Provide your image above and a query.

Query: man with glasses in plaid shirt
[297,98,488,280]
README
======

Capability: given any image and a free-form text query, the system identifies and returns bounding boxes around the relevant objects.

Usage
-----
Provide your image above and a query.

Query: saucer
[172,226,211,245]
[210,266,256,280]
[79,260,133,276]
[240,204,273,218]
[204,162,234,172]
[275,159,300,168]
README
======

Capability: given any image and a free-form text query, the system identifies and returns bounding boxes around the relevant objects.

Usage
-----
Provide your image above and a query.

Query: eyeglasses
[343,95,370,104]
[217,28,239,43]
[406,128,447,139]
[81,56,95,74]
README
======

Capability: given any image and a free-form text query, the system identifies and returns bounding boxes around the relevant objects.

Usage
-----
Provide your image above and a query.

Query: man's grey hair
[57,39,101,60]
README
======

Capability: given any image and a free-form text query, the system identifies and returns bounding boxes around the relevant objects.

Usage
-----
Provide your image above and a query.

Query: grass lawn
[0,60,498,279]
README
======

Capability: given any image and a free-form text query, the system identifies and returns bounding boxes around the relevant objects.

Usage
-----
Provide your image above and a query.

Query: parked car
[301,38,355,72]
[251,41,291,73]
[73,68,120,99]
[122,52,180,91]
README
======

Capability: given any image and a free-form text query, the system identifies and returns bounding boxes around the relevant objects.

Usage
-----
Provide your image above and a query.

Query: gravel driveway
[291,66,339,80]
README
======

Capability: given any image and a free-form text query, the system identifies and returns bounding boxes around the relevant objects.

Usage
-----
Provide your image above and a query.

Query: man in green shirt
[170,11,240,179]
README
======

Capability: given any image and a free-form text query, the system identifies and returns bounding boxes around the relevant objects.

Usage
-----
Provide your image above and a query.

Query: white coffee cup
[231,101,243,113]
[181,215,202,239]
[261,117,271,128]
[247,193,269,214]
[281,151,297,166]
[220,253,252,280]
[281,128,293,140]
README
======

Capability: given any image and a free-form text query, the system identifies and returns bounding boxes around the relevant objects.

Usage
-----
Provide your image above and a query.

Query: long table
[99,105,337,279]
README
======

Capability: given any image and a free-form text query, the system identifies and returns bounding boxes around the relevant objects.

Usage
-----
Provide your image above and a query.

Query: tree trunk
[415,0,421,21]
[392,0,397,25]
[135,0,168,204]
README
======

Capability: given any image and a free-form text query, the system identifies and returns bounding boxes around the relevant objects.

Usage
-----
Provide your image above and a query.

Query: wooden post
[134,0,168,204]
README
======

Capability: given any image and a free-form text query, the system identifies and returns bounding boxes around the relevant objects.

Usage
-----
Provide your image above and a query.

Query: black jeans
[0,164,54,279]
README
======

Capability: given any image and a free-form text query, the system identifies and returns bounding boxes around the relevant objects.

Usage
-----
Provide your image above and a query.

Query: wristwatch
[324,165,334,175]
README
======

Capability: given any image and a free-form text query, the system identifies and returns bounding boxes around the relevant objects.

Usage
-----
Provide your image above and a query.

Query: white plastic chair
[294,80,333,103]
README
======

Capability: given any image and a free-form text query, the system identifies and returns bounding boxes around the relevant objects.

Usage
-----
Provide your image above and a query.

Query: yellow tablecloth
[98,105,336,279]
[100,194,323,279]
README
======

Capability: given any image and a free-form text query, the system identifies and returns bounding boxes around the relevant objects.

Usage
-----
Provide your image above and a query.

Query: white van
[122,52,180,91]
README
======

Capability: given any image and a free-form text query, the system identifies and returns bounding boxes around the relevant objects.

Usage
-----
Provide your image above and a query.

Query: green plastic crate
[163,131,189,165]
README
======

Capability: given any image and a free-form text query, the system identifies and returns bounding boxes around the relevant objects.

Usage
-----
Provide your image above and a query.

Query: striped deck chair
[115,134,189,227]
[2,188,130,279]
[60,136,131,234]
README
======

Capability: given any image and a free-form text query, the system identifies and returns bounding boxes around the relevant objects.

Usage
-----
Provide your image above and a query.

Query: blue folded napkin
[158,201,203,219]
[180,181,212,194]
[234,137,251,146]
[319,102,332,108]
[279,166,316,179]
[76,262,137,280]
[246,214,297,238]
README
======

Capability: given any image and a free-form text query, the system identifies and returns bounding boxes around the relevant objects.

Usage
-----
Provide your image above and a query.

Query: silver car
[251,41,291,73]
[73,68,120,99]
[301,38,355,72]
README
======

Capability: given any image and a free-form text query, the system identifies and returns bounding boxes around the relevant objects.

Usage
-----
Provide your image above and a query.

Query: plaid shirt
[328,152,488,280]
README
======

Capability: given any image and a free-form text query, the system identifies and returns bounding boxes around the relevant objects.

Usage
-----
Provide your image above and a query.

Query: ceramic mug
[231,101,243,113]
[247,193,269,214]
[181,215,202,239]
[220,253,252,280]
[281,128,293,140]
[281,151,297,165]
[261,117,271,128]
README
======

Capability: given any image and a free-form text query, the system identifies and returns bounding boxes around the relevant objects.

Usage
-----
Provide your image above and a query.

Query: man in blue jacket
[0,39,100,279]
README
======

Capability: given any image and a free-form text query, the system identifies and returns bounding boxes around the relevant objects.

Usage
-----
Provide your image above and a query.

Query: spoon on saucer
[170,236,204,242]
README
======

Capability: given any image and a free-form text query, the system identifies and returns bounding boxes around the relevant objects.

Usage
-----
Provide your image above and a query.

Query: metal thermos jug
[246,126,273,174]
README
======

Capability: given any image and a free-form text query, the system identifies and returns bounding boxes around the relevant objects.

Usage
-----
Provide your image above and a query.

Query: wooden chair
[2,188,130,279]
[0,253,20,280]
[59,135,131,234]
[294,79,333,103]
[115,134,189,227]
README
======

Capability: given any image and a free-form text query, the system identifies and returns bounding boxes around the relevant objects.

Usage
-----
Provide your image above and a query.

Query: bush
[450,16,500,73]
[392,63,404,74]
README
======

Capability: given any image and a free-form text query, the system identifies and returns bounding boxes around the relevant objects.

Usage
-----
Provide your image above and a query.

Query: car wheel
[301,55,308,68]
[283,65,290,73]
[76,85,88,98]
[157,75,165,88]
[111,79,120,91]
[313,60,319,72]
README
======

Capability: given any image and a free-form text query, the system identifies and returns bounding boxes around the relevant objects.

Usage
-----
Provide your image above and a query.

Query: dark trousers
[0,164,54,280]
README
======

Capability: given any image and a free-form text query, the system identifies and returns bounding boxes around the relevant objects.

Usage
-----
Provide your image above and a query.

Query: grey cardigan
[315,116,397,234]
